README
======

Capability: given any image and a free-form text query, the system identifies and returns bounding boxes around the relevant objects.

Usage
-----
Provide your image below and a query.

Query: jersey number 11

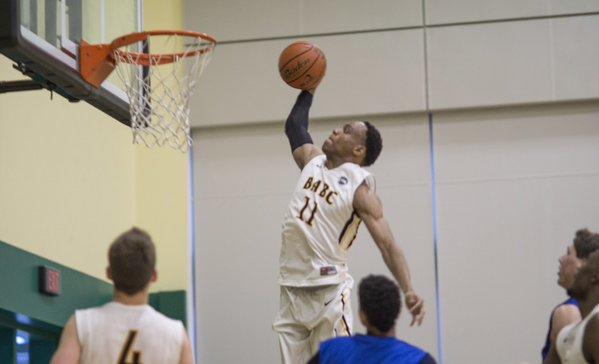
[298,197,318,226]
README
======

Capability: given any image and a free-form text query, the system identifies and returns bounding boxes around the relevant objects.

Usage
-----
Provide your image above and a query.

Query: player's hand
[405,291,425,326]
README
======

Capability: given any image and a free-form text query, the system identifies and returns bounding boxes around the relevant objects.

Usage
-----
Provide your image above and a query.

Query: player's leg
[273,286,311,364]
[308,280,354,354]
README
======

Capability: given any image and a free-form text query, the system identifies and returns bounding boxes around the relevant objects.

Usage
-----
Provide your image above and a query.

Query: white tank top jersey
[75,302,185,364]
[279,154,375,286]
[556,304,599,364]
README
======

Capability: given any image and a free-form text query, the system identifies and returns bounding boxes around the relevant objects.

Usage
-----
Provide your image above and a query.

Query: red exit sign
[38,266,61,296]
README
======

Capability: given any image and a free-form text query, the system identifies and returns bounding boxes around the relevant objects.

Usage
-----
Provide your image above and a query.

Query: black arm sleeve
[285,90,314,151]
[419,353,437,364]
[306,351,320,364]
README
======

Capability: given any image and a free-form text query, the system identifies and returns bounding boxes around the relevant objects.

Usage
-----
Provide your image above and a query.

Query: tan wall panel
[427,19,553,109]
[192,29,426,127]
[426,0,599,24]
[184,0,302,42]
[552,15,599,100]
[301,0,422,33]
[185,0,422,42]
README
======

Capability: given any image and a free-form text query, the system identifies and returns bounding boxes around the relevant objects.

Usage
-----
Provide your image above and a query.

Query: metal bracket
[1,63,80,102]
[0,79,43,93]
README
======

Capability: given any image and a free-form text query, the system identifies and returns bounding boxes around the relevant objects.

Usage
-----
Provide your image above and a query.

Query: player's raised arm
[285,90,323,170]
[353,183,425,326]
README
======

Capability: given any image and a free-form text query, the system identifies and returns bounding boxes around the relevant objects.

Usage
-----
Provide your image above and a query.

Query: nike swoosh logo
[324,297,335,306]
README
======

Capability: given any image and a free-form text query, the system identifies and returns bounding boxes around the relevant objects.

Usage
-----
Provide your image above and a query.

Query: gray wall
[187,1,599,363]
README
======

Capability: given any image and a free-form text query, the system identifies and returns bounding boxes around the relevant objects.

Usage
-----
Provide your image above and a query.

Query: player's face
[568,258,594,300]
[558,245,582,289]
[322,121,367,161]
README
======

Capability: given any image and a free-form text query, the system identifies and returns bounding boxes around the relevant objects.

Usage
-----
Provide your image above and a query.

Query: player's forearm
[380,239,414,294]
[285,90,314,151]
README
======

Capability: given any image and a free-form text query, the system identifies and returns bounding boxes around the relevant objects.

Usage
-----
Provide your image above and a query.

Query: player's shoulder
[146,306,185,330]
[320,336,355,356]
[554,302,580,316]
[321,335,354,348]
[75,302,111,319]
[294,146,324,171]
[341,162,374,183]
[393,338,425,351]
[390,339,433,362]
[552,301,581,325]
[302,153,326,169]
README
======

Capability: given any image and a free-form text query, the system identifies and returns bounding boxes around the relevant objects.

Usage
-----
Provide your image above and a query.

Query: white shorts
[272,278,353,364]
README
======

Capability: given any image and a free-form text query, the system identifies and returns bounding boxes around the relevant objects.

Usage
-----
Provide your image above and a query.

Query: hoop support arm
[79,40,116,88]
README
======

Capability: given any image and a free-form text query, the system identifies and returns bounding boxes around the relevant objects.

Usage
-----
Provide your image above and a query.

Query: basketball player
[544,250,599,364]
[273,90,425,364]
[51,227,193,364]
[308,275,435,364]
[541,229,599,361]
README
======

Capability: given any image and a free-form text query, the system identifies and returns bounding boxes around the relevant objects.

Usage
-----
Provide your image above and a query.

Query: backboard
[0,0,142,125]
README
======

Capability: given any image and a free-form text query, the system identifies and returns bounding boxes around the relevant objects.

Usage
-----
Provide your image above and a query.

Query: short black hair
[109,227,156,295]
[359,275,401,333]
[363,121,382,167]
[574,228,599,259]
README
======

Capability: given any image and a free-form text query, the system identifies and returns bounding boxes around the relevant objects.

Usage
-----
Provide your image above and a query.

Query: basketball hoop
[79,30,216,152]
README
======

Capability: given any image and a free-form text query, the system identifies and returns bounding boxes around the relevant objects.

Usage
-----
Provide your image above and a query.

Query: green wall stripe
[0,241,187,330]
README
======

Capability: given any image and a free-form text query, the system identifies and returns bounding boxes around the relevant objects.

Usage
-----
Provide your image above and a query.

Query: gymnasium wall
[0,56,136,282]
[0,0,189,296]
[136,0,190,292]
[187,1,599,363]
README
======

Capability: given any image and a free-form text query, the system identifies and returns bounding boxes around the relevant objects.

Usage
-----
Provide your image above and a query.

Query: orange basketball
[278,41,326,90]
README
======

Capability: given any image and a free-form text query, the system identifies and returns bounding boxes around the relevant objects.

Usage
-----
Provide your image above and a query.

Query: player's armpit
[50,315,81,364]
[583,314,599,363]
[292,144,323,170]
[551,304,581,344]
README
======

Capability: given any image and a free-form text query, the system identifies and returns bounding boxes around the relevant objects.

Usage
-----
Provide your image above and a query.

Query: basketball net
[112,32,215,152]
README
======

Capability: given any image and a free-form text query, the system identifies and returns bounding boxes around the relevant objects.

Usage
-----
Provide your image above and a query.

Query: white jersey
[556,303,599,364]
[76,302,184,364]
[279,154,374,286]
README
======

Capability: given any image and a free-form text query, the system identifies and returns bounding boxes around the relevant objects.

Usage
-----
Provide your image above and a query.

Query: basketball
[278,41,326,90]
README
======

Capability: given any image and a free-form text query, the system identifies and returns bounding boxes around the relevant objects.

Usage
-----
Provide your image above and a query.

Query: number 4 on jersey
[298,196,318,226]
[118,330,142,364]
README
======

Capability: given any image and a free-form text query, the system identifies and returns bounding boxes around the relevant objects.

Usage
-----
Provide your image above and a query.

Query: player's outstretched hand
[405,291,425,326]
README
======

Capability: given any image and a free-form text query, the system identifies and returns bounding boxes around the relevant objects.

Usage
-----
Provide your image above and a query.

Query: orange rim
[110,30,217,66]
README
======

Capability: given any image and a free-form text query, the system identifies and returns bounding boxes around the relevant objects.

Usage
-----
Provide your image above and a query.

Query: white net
[112,33,214,152]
